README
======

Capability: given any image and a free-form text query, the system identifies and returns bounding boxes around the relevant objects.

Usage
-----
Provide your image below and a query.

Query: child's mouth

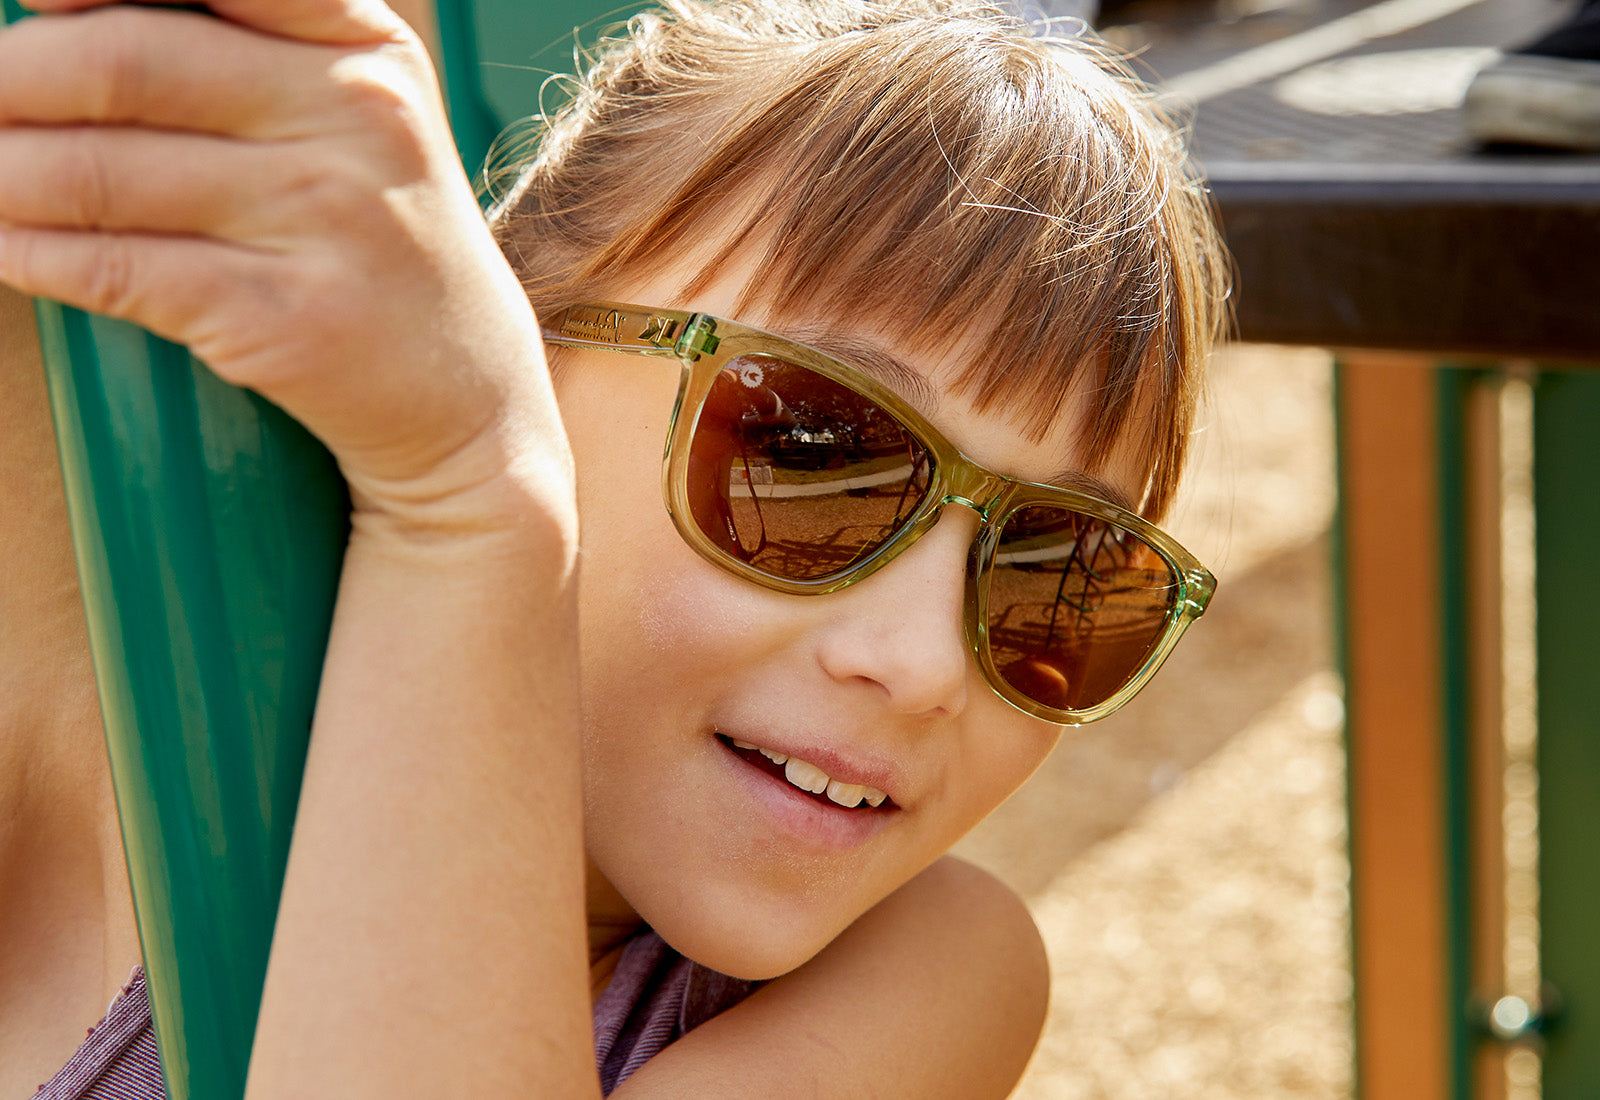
[716,734,894,811]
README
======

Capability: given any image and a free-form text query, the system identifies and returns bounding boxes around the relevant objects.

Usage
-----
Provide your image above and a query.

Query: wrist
[345,450,578,580]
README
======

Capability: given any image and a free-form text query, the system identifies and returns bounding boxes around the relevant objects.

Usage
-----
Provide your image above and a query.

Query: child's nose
[812,507,975,719]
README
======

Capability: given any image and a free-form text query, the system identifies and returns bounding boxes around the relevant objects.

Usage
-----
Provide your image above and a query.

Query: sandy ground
[956,344,1354,1099]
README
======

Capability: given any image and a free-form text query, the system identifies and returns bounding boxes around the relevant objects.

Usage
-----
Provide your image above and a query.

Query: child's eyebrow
[781,326,940,412]
[1043,469,1139,514]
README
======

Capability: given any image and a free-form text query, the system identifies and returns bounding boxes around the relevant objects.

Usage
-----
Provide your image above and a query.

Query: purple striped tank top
[37,932,756,1098]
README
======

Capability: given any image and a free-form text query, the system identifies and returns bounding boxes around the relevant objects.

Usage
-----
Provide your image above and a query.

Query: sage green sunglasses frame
[541,301,1216,725]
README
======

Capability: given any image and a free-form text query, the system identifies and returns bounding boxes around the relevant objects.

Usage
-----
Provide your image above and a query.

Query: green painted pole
[1434,369,1475,1100]
[1532,369,1600,1100]
[2,4,346,1097]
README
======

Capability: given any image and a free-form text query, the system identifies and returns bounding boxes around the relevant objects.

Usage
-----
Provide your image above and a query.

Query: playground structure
[4,1,1597,1097]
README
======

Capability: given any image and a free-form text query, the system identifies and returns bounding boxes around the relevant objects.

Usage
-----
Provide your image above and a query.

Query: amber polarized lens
[686,354,934,582]
[985,506,1179,712]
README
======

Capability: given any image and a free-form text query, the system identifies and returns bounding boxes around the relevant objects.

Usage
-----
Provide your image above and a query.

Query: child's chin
[651,907,844,982]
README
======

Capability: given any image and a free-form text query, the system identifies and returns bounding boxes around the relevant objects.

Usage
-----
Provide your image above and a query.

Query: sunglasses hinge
[1179,569,1214,614]
[675,315,722,359]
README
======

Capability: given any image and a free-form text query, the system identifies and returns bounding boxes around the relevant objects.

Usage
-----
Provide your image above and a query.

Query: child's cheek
[633,556,781,671]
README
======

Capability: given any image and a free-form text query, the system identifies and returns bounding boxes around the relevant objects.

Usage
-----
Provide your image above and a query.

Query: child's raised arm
[0,1,598,1095]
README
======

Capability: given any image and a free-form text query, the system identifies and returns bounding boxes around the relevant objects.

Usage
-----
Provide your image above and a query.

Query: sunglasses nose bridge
[937,462,1009,524]
[935,493,983,517]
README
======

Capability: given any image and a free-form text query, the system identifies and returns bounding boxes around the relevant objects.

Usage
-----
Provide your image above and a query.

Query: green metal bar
[1434,368,1477,1100]
[1330,362,1362,1100]
[1532,368,1600,1100]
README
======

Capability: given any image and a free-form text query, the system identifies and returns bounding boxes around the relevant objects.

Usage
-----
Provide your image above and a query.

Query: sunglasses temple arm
[539,305,697,356]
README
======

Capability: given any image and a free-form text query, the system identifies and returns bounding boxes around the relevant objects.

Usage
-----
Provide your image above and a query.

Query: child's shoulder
[611,857,1047,1099]
[859,855,1048,995]
[852,855,1051,1056]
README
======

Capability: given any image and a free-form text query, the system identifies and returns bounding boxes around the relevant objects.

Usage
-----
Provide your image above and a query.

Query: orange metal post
[1340,354,1449,1100]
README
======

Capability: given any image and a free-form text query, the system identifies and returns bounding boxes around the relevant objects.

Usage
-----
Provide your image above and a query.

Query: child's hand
[0,0,572,541]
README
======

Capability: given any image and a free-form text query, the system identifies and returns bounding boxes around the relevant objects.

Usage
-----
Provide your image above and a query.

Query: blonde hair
[489,0,1230,518]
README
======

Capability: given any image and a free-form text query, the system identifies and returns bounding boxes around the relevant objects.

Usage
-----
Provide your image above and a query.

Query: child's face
[555,255,1140,981]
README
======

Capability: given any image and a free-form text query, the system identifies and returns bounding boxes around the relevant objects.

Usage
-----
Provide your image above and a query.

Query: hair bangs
[490,0,1229,517]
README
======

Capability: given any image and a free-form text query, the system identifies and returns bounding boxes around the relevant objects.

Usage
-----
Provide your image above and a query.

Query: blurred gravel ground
[957,345,1353,1099]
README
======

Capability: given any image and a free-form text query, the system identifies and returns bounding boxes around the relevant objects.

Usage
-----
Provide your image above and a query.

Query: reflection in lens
[986,506,1177,712]
[687,355,932,581]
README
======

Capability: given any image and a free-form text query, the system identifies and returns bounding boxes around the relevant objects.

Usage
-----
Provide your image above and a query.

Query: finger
[0,8,346,138]
[0,223,280,355]
[17,0,405,46]
[0,126,286,240]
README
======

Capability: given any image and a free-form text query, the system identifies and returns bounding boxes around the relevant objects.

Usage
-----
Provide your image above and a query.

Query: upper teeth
[731,739,888,808]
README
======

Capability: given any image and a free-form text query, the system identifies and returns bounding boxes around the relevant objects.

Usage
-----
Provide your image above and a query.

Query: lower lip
[716,738,896,851]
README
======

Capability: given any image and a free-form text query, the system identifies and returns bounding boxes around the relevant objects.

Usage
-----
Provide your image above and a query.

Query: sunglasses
[542,302,1215,725]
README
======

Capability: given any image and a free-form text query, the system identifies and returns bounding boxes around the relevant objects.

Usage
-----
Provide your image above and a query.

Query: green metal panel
[35,308,347,1100]
[1532,369,1600,1099]
[435,0,652,177]
[433,0,501,176]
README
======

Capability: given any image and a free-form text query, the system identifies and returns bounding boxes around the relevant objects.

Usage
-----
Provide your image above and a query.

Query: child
[0,0,1227,1096]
